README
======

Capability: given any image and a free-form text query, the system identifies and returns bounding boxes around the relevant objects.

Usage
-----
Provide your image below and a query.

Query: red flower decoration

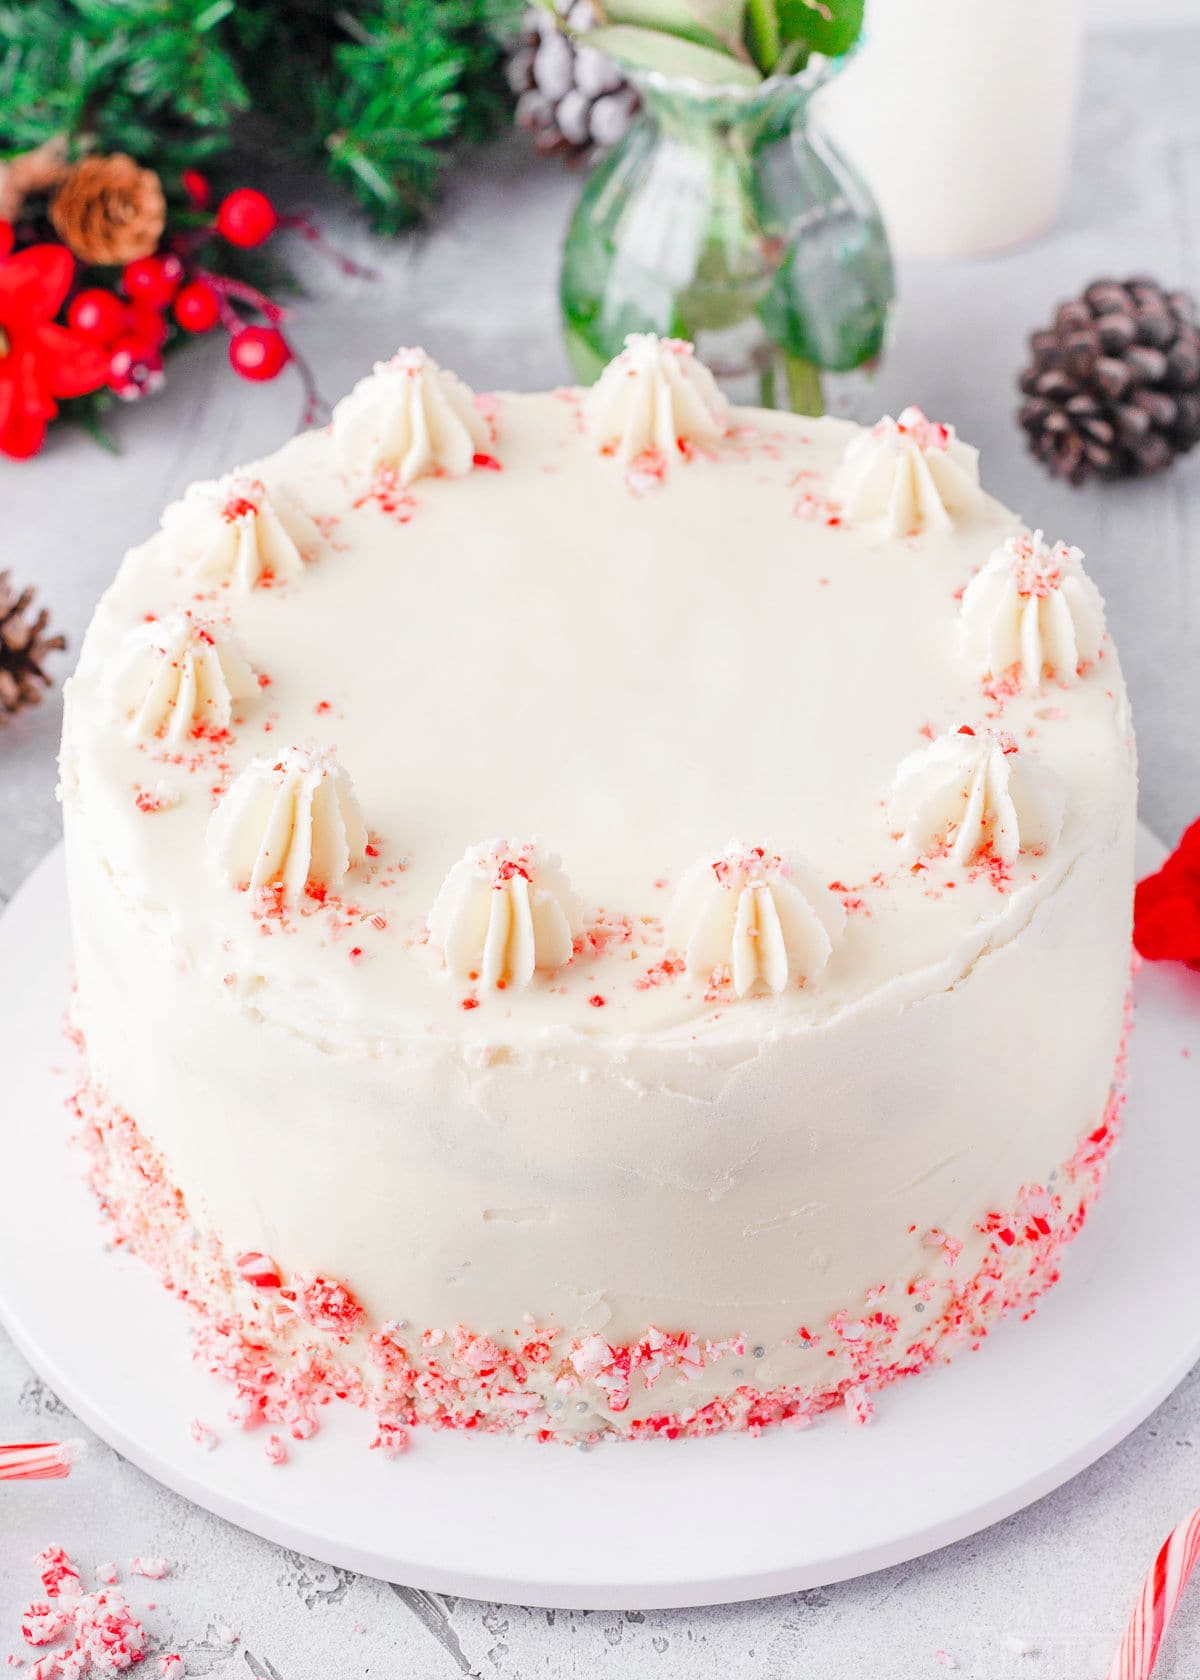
[1134,817,1200,969]
[0,244,110,459]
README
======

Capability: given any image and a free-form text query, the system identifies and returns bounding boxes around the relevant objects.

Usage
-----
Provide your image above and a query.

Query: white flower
[428,840,582,991]
[832,406,984,534]
[109,613,256,747]
[960,529,1106,685]
[160,473,322,590]
[584,334,728,465]
[669,843,844,998]
[888,727,1065,866]
[332,347,490,485]
[209,747,367,900]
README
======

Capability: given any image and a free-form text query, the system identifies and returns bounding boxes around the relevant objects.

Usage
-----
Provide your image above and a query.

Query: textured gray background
[3,22,1200,1679]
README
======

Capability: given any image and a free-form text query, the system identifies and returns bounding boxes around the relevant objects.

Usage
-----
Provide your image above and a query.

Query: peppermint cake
[59,337,1137,1447]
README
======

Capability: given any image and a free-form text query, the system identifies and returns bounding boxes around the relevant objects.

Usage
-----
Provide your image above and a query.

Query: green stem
[783,352,824,416]
[744,0,781,74]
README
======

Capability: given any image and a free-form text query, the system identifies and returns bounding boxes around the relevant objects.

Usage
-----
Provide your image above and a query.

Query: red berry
[125,303,169,355]
[229,325,290,381]
[217,188,278,249]
[109,339,165,402]
[181,168,211,210]
[68,288,127,343]
[174,279,221,334]
[0,220,13,259]
[122,254,183,310]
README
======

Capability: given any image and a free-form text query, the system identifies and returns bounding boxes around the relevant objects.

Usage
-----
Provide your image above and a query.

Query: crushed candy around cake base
[67,1000,1131,1450]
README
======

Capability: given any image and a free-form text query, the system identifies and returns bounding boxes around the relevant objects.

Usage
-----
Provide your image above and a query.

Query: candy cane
[0,1440,85,1482]
[1107,1507,1200,1680]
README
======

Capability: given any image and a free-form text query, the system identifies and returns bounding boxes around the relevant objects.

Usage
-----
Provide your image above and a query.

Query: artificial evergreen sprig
[0,0,523,234]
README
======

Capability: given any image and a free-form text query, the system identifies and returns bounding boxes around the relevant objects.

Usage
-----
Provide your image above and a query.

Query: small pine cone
[49,153,166,266]
[1018,277,1200,485]
[507,2,640,159]
[0,572,66,724]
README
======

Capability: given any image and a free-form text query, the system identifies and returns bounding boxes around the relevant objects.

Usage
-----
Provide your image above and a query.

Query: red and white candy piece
[236,1250,283,1289]
[0,1441,84,1482]
[1107,1507,1200,1680]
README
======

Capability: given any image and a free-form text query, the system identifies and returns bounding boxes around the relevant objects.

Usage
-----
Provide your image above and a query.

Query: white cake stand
[2,832,1199,1611]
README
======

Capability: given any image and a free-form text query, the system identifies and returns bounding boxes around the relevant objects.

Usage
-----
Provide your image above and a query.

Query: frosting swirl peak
[585,334,728,466]
[669,843,844,998]
[332,347,490,485]
[428,840,581,992]
[832,405,983,535]
[209,747,368,901]
[960,529,1106,685]
[888,727,1065,867]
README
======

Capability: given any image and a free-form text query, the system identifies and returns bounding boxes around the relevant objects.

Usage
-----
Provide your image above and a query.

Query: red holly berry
[174,279,220,334]
[229,325,290,381]
[122,254,183,310]
[217,188,278,249]
[125,303,169,355]
[181,168,211,210]
[68,288,127,343]
[108,338,165,402]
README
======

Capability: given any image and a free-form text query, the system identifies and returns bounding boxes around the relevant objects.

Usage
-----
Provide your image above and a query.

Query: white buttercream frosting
[427,840,582,991]
[669,843,845,997]
[160,473,322,590]
[832,405,983,534]
[332,347,490,485]
[889,727,1066,866]
[960,529,1107,685]
[109,613,256,747]
[208,747,368,900]
[585,334,728,464]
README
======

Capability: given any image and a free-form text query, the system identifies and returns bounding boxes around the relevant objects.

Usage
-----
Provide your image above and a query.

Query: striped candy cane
[1107,1507,1200,1680]
[0,1439,85,1482]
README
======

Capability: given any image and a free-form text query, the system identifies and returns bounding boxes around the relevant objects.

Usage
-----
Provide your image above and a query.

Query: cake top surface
[63,340,1134,1053]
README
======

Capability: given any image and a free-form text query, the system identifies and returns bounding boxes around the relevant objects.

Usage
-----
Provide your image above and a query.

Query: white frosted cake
[60,337,1136,1449]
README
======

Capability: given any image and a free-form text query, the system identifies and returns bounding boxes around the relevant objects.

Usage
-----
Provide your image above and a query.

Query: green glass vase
[560,57,895,416]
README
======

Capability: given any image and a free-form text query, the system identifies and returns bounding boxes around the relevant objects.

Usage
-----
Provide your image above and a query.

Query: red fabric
[1134,817,1200,969]
[0,244,110,459]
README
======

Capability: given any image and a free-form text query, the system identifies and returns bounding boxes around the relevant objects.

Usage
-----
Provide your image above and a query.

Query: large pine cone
[1018,277,1200,484]
[507,2,639,158]
[49,154,166,267]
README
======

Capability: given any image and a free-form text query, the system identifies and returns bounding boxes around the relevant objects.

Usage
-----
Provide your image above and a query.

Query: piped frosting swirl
[960,529,1106,685]
[209,747,367,901]
[669,843,844,998]
[160,474,322,590]
[832,406,983,535]
[888,727,1065,866]
[427,840,582,991]
[110,613,256,747]
[332,347,490,485]
[585,334,728,465]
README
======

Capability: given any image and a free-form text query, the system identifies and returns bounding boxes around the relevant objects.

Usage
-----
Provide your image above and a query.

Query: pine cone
[1018,277,1200,484]
[507,2,640,158]
[49,154,166,267]
[0,573,66,725]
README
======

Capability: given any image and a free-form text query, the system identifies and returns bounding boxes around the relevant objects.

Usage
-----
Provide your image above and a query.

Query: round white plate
[2,833,1199,1610]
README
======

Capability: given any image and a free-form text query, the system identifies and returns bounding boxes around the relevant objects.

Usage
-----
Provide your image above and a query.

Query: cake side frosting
[59,340,1138,1444]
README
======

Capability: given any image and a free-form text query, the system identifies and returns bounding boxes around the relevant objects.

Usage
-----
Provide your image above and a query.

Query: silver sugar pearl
[551,1398,564,1411]
[752,1345,765,1360]
[915,1303,925,1313]
[576,1401,589,1413]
